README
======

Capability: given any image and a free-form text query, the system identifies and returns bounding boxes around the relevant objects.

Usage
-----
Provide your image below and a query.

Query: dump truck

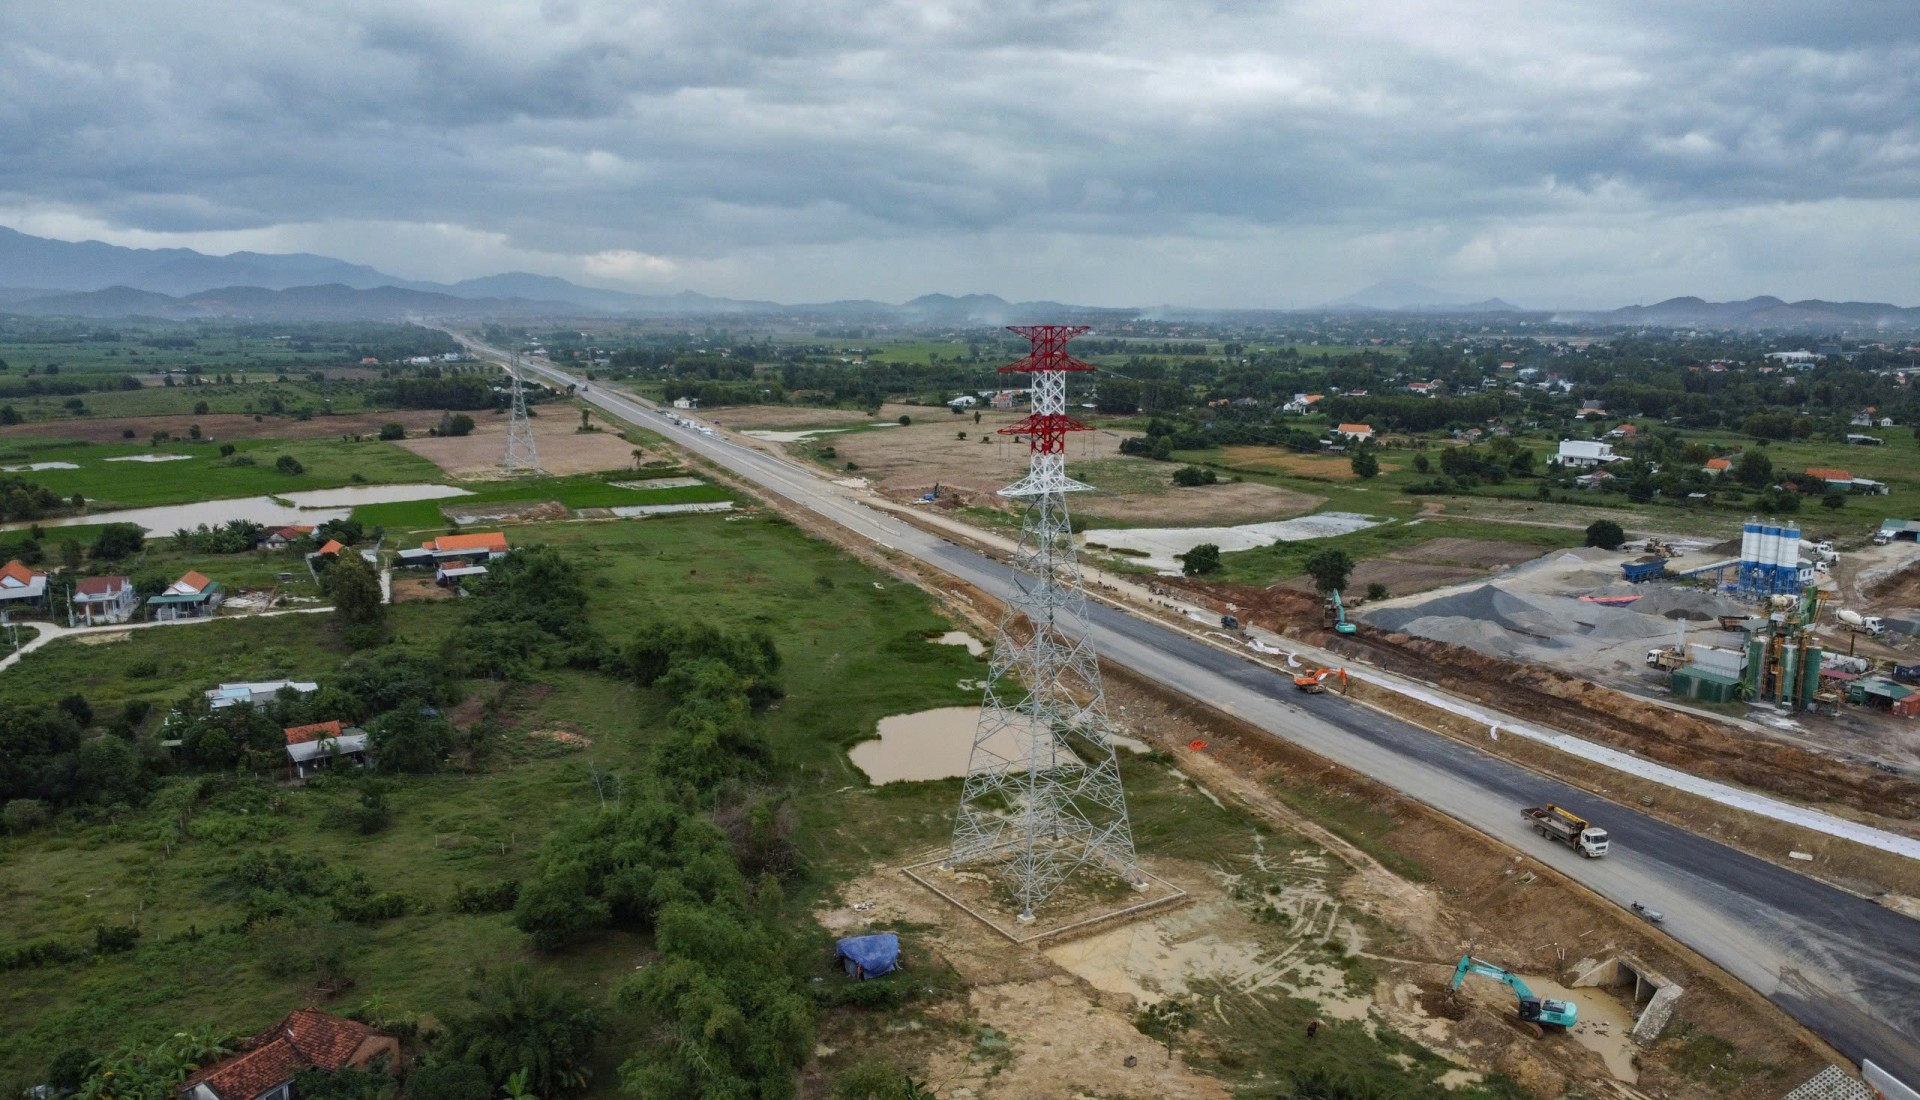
[1645,646,1688,671]
[1522,804,1610,858]
[1838,609,1887,636]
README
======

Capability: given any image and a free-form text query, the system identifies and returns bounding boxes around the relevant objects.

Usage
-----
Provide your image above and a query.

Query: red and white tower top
[996,325,1096,497]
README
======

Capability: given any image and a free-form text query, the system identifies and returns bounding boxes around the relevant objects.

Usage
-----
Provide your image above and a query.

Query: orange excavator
[1293,667,1347,694]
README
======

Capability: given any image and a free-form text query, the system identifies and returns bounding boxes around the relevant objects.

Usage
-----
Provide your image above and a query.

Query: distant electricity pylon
[948,324,1141,920]
[503,352,540,474]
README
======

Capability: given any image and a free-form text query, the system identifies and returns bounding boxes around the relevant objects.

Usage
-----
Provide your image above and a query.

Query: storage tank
[1780,524,1802,568]
[1767,523,1787,573]
[1741,521,1760,565]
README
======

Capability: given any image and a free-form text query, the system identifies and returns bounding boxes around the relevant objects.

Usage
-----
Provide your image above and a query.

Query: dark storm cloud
[1,0,1916,303]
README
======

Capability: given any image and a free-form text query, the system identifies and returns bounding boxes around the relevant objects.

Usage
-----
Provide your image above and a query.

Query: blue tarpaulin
[835,932,899,980]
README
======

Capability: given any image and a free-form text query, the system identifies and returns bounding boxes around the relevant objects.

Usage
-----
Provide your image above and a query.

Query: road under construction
[454,332,1920,1085]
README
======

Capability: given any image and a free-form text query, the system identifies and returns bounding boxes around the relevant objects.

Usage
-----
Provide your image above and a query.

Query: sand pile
[1367,584,1670,659]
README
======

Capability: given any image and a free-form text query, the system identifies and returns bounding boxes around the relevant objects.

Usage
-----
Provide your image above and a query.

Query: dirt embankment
[1167,580,1920,829]
[1098,665,1839,1100]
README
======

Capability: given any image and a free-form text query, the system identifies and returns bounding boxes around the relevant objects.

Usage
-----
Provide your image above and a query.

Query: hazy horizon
[3,2,1916,308]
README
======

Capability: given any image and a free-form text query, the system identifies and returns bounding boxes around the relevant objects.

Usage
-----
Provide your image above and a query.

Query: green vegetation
[0,511,983,1092]
[0,438,446,510]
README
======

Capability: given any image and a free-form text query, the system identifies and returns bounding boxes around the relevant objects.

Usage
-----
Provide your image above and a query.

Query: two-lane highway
[470,338,1920,1081]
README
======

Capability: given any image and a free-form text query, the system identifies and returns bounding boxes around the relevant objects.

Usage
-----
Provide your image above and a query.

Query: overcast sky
[3,0,1917,308]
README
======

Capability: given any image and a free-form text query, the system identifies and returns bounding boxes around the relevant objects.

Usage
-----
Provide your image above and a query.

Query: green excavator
[1449,955,1577,1029]
[1325,588,1357,634]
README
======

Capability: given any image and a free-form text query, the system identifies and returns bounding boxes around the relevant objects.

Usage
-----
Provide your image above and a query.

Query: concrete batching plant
[1737,518,1806,597]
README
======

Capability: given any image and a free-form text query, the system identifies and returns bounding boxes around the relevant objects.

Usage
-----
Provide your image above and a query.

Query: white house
[1557,439,1617,468]
[70,575,139,626]
[0,560,48,609]
[1283,393,1325,414]
[672,396,697,409]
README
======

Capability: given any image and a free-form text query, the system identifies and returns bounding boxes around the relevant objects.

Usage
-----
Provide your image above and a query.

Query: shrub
[3,797,49,834]
[1365,582,1389,601]
[378,423,406,440]
[94,924,141,953]
[275,455,305,475]
[1585,519,1626,550]
[1171,465,1216,487]
[451,880,521,914]
[1179,543,1221,575]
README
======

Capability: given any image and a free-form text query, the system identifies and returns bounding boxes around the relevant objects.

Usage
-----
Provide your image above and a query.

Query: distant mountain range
[1,227,1915,329]
[1555,295,1920,330]
[1322,280,1525,314]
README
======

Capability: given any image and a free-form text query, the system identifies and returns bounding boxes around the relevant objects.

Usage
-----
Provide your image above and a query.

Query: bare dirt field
[1219,446,1402,480]
[701,405,900,431]
[390,574,453,603]
[707,404,1324,526]
[396,407,637,478]
[1274,539,1548,599]
[0,410,449,445]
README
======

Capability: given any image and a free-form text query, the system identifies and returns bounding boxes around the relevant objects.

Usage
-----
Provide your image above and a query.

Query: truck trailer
[1521,804,1610,858]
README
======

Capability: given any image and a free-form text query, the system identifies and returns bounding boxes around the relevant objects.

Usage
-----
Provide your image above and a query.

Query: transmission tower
[948,324,1141,920]
[503,352,540,474]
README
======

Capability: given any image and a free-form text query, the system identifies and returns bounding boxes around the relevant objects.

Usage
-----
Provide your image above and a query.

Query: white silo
[1741,520,1760,566]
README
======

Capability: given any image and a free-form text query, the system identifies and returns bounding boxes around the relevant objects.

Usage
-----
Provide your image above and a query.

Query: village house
[1577,400,1607,418]
[672,396,697,409]
[1333,423,1374,443]
[1405,380,1440,396]
[1605,423,1637,440]
[1282,393,1324,414]
[208,679,320,710]
[1704,457,1732,476]
[1556,439,1617,468]
[0,560,49,611]
[315,539,344,558]
[284,720,370,780]
[1807,468,1855,491]
[257,525,314,550]
[177,1009,397,1100]
[1574,470,1614,490]
[70,575,139,625]
[396,532,510,587]
[147,570,224,621]
[945,394,979,408]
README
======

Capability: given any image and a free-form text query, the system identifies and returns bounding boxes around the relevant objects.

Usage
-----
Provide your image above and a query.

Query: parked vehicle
[1630,901,1664,923]
[1522,804,1610,858]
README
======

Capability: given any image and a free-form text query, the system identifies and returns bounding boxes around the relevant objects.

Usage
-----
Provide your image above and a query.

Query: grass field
[0,437,448,511]
[0,510,984,1084]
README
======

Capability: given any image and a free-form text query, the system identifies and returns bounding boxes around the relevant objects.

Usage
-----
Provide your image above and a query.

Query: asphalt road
[472,339,1920,1081]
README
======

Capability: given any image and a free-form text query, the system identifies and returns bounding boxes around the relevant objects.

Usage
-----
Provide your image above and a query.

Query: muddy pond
[3,483,473,534]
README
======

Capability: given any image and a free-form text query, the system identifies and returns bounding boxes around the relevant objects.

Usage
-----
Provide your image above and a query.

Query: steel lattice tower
[503,352,540,474]
[948,324,1141,920]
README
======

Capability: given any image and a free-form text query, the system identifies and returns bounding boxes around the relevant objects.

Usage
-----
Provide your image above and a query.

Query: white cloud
[0,0,1915,304]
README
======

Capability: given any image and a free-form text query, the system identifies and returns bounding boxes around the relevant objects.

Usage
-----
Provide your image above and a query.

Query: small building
[436,564,489,588]
[177,1009,397,1100]
[1283,393,1325,414]
[946,394,978,408]
[1846,434,1884,446]
[315,539,344,558]
[1671,666,1741,704]
[1574,470,1614,490]
[1333,423,1374,442]
[1848,677,1920,717]
[1704,457,1731,475]
[1850,407,1878,427]
[0,560,48,609]
[1557,439,1617,468]
[1605,423,1637,440]
[208,679,320,710]
[284,721,370,780]
[71,575,139,625]
[420,532,509,563]
[257,525,314,550]
[1807,468,1854,490]
[672,396,697,409]
[147,570,225,621]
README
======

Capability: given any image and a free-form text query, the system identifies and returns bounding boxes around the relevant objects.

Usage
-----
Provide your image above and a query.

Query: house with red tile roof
[0,560,48,609]
[316,539,344,557]
[257,525,315,550]
[147,570,225,621]
[1806,468,1854,489]
[397,533,510,583]
[178,1009,397,1100]
[1704,457,1732,475]
[283,721,370,779]
[1333,423,1374,442]
[71,574,139,625]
